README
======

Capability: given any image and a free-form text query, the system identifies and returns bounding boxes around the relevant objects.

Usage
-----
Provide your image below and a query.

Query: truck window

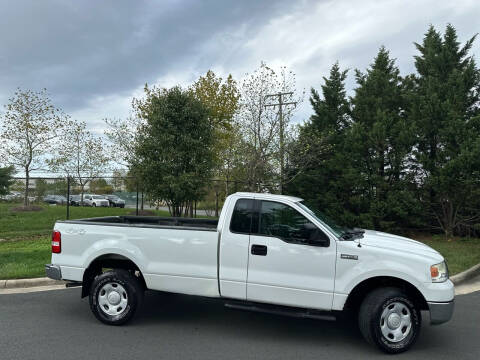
[258,201,328,246]
[230,199,254,234]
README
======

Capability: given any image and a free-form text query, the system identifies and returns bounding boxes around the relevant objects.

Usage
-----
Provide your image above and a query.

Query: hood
[359,230,443,261]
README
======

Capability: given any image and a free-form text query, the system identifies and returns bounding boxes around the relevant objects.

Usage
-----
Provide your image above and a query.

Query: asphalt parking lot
[0,288,478,360]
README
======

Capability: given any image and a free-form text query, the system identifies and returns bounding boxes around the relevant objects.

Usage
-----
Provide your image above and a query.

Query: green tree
[111,169,127,192]
[191,70,239,196]
[34,178,48,200]
[89,178,113,194]
[287,62,355,225]
[0,88,69,205]
[348,47,417,231]
[0,166,15,196]
[411,25,480,237]
[132,85,215,217]
[46,178,68,197]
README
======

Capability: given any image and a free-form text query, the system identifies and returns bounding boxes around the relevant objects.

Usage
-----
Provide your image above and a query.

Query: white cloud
[7,0,478,130]
[207,0,480,123]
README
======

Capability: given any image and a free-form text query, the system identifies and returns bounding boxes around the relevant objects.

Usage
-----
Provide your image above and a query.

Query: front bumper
[45,264,62,280]
[428,300,454,325]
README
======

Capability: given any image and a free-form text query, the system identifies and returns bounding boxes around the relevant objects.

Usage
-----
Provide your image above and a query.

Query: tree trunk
[24,168,30,206]
[80,184,85,204]
[215,190,219,218]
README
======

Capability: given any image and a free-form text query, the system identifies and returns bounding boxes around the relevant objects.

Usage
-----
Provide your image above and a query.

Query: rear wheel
[89,269,144,325]
[358,287,421,354]
[92,203,96,207]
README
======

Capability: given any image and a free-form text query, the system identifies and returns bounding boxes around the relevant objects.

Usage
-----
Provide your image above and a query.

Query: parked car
[43,195,67,205]
[69,195,85,206]
[0,191,23,201]
[0,192,16,201]
[46,192,454,354]
[83,194,109,207]
[103,194,126,208]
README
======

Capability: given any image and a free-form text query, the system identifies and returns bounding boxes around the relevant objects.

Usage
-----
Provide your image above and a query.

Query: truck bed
[59,215,219,231]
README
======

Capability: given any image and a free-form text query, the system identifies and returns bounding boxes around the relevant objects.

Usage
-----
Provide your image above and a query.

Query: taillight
[52,230,61,253]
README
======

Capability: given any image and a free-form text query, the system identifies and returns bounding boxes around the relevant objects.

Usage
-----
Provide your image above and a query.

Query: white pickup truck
[46,192,454,354]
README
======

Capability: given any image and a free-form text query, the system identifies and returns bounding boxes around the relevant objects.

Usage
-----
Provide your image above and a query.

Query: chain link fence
[2,176,280,219]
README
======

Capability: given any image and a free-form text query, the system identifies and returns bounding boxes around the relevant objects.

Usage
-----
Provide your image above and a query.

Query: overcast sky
[0,0,479,133]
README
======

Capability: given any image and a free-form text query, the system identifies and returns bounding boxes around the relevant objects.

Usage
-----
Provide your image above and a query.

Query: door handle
[251,244,267,256]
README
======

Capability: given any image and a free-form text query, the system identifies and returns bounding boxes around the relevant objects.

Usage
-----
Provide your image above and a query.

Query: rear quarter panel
[52,222,220,297]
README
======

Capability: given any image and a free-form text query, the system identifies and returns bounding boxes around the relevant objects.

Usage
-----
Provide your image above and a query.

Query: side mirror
[312,232,330,247]
[304,223,330,247]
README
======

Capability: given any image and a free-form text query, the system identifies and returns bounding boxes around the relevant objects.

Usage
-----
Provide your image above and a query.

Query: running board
[224,301,336,321]
[65,281,82,288]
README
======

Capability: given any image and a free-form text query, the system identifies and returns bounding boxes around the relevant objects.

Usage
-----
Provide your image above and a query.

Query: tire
[92,203,96,207]
[358,287,421,354]
[89,269,144,325]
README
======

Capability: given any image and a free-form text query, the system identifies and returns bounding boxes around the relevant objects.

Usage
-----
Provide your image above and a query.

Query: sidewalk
[455,274,480,295]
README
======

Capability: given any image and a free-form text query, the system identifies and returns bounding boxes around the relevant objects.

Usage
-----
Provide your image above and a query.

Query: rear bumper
[45,264,62,280]
[428,300,454,325]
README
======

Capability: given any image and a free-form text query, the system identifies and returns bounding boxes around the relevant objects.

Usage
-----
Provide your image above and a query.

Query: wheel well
[344,276,428,313]
[81,254,146,298]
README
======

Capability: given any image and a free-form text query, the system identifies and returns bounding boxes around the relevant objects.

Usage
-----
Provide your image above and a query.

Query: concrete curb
[1,277,65,289]
[451,263,480,285]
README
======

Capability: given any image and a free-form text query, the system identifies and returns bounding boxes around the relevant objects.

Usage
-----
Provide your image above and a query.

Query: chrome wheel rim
[380,301,412,342]
[98,282,128,316]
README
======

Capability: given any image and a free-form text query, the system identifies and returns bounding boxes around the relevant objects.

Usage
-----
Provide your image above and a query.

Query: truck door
[218,198,255,300]
[247,200,336,310]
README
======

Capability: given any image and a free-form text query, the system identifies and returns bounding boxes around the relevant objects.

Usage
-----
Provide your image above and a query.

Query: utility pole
[264,92,296,194]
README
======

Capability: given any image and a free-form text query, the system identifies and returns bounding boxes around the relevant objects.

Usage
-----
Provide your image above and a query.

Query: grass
[416,235,480,276]
[0,202,185,279]
[0,237,51,279]
[0,202,170,240]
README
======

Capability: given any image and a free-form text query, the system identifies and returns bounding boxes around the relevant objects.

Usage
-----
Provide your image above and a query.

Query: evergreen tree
[411,25,480,237]
[348,47,417,231]
[287,63,355,225]
[0,166,15,196]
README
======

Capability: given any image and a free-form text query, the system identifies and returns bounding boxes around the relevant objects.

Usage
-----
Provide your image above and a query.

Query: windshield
[296,202,348,238]
[92,195,104,199]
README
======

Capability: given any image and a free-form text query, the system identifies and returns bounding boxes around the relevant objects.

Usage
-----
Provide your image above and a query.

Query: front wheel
[358,287,421,354]
[89,269,144,325]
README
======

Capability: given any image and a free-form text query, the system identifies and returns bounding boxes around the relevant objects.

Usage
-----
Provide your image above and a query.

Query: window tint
[259,201,328,246]
[230,199,254,234]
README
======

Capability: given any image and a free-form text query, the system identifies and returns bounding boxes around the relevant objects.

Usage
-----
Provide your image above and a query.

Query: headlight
[431,261,449,283]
